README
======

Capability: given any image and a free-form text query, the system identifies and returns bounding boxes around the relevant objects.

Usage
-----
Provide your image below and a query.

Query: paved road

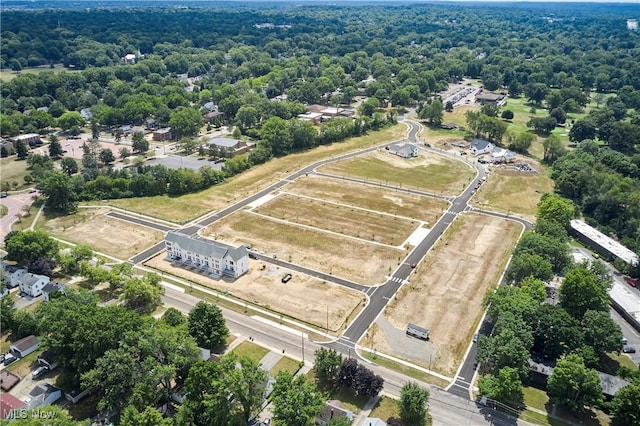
[0,192,36,240]
[106,211,177,232]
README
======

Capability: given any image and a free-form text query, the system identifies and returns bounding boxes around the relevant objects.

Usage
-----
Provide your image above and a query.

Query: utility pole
[326,305,329,334]
[301,331,305,364]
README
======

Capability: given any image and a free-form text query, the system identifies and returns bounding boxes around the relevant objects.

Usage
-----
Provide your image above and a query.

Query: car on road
[3,353,17,366]
[473,333,479,343]
[622,346,636,353]
[410,263,417,268]
[281,273,292,283]
[0,192,7,198]
[625,277,637,287]
[248,252,258,259]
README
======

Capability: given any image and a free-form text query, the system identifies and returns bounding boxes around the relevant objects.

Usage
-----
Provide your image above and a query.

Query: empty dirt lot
[283,175,448,224]
[318,148,475,196]
[145,253,364,331]
[40,208,164,259]
[369,212,523,376]
[203,211,405,285]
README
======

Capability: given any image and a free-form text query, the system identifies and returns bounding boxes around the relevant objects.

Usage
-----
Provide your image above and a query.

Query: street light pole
[301,331,305,364]
[326,305,329,334]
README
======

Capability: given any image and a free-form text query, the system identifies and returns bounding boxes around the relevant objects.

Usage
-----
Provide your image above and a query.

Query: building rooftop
[0,371,21,391]
[570,219,639,265]
[166,232,248,262]
[206,138,241,148]
[11,335,40,353]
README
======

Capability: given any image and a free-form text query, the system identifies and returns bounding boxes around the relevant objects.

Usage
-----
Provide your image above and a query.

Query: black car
[3,353,17,366]
[622,346,636,354]
[281,273,292,283]
[248,252,258,259]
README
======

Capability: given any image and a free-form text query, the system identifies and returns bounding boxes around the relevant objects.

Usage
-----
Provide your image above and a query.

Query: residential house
[41,282,64,302]
[475,92,506,106]
[18,273,50,297]
[165,232,249,279]
[387,143,418,159]
[10,335,40,358]
[316,400,355,426]
[153,128,173,142]
[297,112,323,125]
[0,371,21,391]
[122,53,137,64]
[38,351,60,371]
[118,125,133,136]
[203,111,223,124]
[65,388,90,404]
[145,118,158,130]
[204,138,250,157]
[23,383,62,409]
[11,134,42,147]
[470,139,495,156]
[0,139,15,156]
[80,108,93,121]
[7,267,27,288]
[202,101,217,112]
[490,148,517,164]
[0,393,25,420]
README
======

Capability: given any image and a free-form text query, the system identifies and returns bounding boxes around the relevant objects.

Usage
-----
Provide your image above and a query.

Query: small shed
[10,335,40,358]
[406,323,429,340]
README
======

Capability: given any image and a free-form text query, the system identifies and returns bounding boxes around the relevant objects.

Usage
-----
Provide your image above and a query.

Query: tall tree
[399,382,430,426]
[39,169,78,213]
[560,267,610,319]
[547,354,603,412]
[122,275,164,314]
[271,371,325,426]
[610,380,640,426]
[169,107,203,139]
[4,230,59,266]
[477,367,523,403]
[223,354,268,423]
[60,157,78,175]
[48,135,63,159]
[260,116,292,156]
[314,348,343,386]
[120,405,174,426]
[187,301,229,349]
[581,309,623,356]
[537,194,575,230]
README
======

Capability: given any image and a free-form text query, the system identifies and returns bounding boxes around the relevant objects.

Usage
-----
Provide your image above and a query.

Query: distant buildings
[627,19,638,31]
[569,219,639,267]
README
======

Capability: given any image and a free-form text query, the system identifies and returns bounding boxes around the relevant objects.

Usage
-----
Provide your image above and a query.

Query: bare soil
[145,253,365,331]
[373,213,522,376]
[41,208,164,259]
[202,211,405,285]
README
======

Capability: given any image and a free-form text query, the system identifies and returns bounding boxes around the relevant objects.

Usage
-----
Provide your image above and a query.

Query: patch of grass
[106,125,406,222]
[600,352,637,374]
[369,396,400,422]
[232,341,270,364]
[5,349,42,377]
[65,394,101,422]
[0,157,31,190]
[522,385,549,411]
[0,64,78,81]
[0,204,7,217]
[269,356,301,378]
[330,386,370,413]
[359,351,450,388]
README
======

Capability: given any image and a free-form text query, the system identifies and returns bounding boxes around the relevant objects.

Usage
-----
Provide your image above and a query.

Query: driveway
[0,192,36,240]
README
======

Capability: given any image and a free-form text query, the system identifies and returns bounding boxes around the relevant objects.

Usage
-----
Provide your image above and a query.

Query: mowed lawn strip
[39,208,164,259]
[204,211,403,285]
[472,165,553,224]
[254,193,418,246]
[268,356,301,378]
[232,341,270,364]
[379,213,522,376]
[107,125,406,223]
[284,175,448,224]
[319,150,474,196]
[1,157,31,190]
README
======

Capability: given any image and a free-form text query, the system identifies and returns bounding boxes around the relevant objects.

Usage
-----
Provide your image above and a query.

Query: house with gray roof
[387,143,418,159]
[165,232,249,278]
[24,383,62,410]
[470,139,495,156]
[18,273,49,297]
[10,335,40,358]
[204,137,250,157]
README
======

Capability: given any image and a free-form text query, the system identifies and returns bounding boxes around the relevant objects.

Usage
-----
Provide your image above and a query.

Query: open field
[39,208,164,259]
[369,396,401,423]
[0,64,79,81]
[107,125,406,223]
[232,341,269,364]
[319,148,475,196]
[0,157,31,190]
[284,175,448,224]
[371,213,522,376]
[145,251,365,331]
[472,162,554,223]
[254,193,419,246]
[203,211,404,285]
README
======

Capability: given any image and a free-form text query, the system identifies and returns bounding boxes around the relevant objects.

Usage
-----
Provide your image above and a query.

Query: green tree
[39,170,78,213]
[120,405,174,426]
[60,157,78,175]
[48,135,63,159]
[537,194,575,230]
[122,274,164,314]
[4,230,59,266]
[419,99,444,126]
[2,406,87,425]
[514,231,572,274]
[542,134,566,162]
[261,116,292,156]
[187,301,229,349]
[505,252,554,284]
[99,148,115,166]
[162,307,186,327]
[314,348,343,386]
[271,371,325,426]
[501,110,514,120]
[560,267,610,319]
[0,297,16,332]
[547,354,603,411]
[478,367,523,403]
[178,137,199,155]
[57,111,86,131]
[169,107,203,139]
[399,382,430,426]
[569,119,597,143]
[223,353,268,423]
[524,83,550,105]
[235,105,260,133]
[359,97,380,117]
[610,379,640,426]
[16,140,28,159]
[581,309,623,356]
[527,116,557,136]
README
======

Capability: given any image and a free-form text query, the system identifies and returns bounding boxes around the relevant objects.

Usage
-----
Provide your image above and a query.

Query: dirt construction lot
[371,213,523,376]
[318,148,475,196]
[40,208,165,259]
[145,253,364,331]
[203,211,404,285]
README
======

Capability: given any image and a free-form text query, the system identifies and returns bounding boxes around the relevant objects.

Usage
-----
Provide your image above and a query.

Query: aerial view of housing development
[0,1,639,425]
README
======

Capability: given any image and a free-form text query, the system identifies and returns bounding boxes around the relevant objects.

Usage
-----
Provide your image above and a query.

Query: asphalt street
[106,211,176,232]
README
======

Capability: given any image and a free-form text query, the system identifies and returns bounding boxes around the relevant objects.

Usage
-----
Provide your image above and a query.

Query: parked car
[3,353,17,366]
[622,346,636,353]
[248,252,258,260]
[281,273,292,284]
[625,277,637,287]
[473,333,479,343]
[31,366,48,380]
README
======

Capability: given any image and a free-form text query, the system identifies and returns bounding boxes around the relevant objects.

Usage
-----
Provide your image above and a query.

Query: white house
[8,268,27,288]
[18,273,50,297]
[470,139,495,156]
[387,143,418,158]
[165,232,249,279]
[490,148,517,163]
[23,384,62,410]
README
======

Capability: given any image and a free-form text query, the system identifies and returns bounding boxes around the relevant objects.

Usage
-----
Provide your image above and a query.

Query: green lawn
[360,352,450,388]
[0,64,79,81]
[232,341,270,364]
[0,204,7,217]
[369,396,400,422]
[330,386,370,414]
[0,156,31,190]
[268,356,301,378]
[522,386,549,411]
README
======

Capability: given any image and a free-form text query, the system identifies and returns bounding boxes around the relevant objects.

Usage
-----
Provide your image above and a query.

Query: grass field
[369,396,401,423]
[0,64,79,81]
[521,386,609,426]
[254,193,419,246]
[232,341,270,364]
[472,164,554,223]
[0,157,31,190]
[268,356,301,378]
[375,213,522,375]
[39,207,164,259]
[284,175,448,224]
[107,125,406,222]
[203,211,404,285]
[319,149,475,196]
[359,351,450,388]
